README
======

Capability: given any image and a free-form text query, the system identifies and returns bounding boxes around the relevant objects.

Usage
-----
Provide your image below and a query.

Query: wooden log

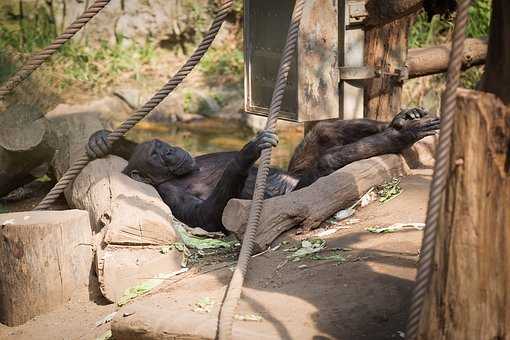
[0,210,92,326]
[407,38,487,79]
[0,104,54,197]
[417,90,510,339]
[364,15,413,121]
[222,154,408,251]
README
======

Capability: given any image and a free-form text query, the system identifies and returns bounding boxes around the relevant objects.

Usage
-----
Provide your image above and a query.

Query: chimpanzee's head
[123,139,197,185]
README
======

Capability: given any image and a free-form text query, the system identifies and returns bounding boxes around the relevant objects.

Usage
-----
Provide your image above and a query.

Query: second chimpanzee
[87,107,439,232]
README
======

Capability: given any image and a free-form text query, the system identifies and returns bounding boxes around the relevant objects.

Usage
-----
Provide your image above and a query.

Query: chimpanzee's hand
[239,130,279,166]
[254,130,279,152]
[390,107,430,130]
[86,129,111,159]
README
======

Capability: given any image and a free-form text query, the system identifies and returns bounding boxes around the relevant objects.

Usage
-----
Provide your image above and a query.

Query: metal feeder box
[244,0,367,122]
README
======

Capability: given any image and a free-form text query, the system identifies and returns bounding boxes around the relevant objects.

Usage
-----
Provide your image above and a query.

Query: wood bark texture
[0,210,92,326]
[417,90,510,339]
[364,15,413,121]
[407,38,487,79]
[222,154,408,251]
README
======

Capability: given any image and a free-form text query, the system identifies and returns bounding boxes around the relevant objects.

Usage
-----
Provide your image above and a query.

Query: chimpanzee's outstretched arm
[86,129,138,160]
[158,131,278,232]
[294,117,440,189]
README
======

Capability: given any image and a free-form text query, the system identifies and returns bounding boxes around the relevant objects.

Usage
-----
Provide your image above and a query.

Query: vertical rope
[0,0,112,101]
[405,1,471,339]
[34,1,234,210]
[217,1,306,339]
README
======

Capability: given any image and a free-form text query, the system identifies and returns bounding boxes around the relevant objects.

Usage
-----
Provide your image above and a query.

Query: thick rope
[405,1,471,339]
[0,0,112,101]
[217,1,306,339]
[34,1,233,211]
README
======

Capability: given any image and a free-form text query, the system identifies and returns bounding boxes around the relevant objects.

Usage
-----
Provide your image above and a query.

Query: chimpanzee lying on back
[87,108,439,232]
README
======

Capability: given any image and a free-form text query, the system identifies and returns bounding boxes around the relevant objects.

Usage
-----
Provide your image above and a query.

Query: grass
[0,6,160,94]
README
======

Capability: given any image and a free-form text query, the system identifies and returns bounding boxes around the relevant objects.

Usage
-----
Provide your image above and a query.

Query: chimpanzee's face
[123,139,197,185]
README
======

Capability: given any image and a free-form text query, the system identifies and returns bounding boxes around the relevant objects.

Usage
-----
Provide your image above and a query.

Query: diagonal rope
[405,1,472,339]
[0,0,112,101]
[217,1,306,339]
[34,0,234,210]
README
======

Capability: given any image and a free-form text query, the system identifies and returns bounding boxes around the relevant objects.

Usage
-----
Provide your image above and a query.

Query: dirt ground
[0,174,431,340]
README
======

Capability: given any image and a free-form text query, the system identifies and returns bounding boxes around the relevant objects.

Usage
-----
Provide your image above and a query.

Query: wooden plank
[417,90,510,339]
[298,0,339,121]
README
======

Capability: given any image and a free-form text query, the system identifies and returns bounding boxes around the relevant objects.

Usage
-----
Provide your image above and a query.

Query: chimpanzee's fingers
[258,131,279,146]
[418,130,439,138]
[418,118,440,131]
[98,137,110,157]
[415,107,429,118]
[258,142,273,150]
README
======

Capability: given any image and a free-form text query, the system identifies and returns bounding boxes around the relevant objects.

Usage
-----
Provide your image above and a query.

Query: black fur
[87,108,438,232]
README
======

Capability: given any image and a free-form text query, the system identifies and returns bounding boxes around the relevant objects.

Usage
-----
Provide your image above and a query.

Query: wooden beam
[407,38,487,79]
[365,0,423,28]
[417,90,510,339]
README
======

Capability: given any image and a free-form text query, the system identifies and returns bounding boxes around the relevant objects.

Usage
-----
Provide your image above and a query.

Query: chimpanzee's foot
[398,117,440,143]
[390,107,430,130]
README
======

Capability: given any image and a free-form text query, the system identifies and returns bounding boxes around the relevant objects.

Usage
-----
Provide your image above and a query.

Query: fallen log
[222,154,408,251]
[407,38,487,79]
[0,210,92,326]
[417,91,510,338]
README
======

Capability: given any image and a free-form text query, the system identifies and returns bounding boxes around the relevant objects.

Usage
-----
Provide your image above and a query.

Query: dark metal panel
[244,0,298,121]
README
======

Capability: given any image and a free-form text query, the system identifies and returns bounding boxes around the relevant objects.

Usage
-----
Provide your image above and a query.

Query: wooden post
[0,210,93,326]
[417,90,510,339]
[364,16,413,121]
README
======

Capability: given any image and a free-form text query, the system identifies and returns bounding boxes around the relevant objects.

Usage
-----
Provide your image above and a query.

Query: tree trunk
[0,210,92,326]
[479,0,510,105]
[417,90,510,339]
[222,154,408,251]
[364,15,413,121]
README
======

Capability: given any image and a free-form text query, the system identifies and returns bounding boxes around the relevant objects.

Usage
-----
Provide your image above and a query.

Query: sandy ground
[0,174,431,340]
